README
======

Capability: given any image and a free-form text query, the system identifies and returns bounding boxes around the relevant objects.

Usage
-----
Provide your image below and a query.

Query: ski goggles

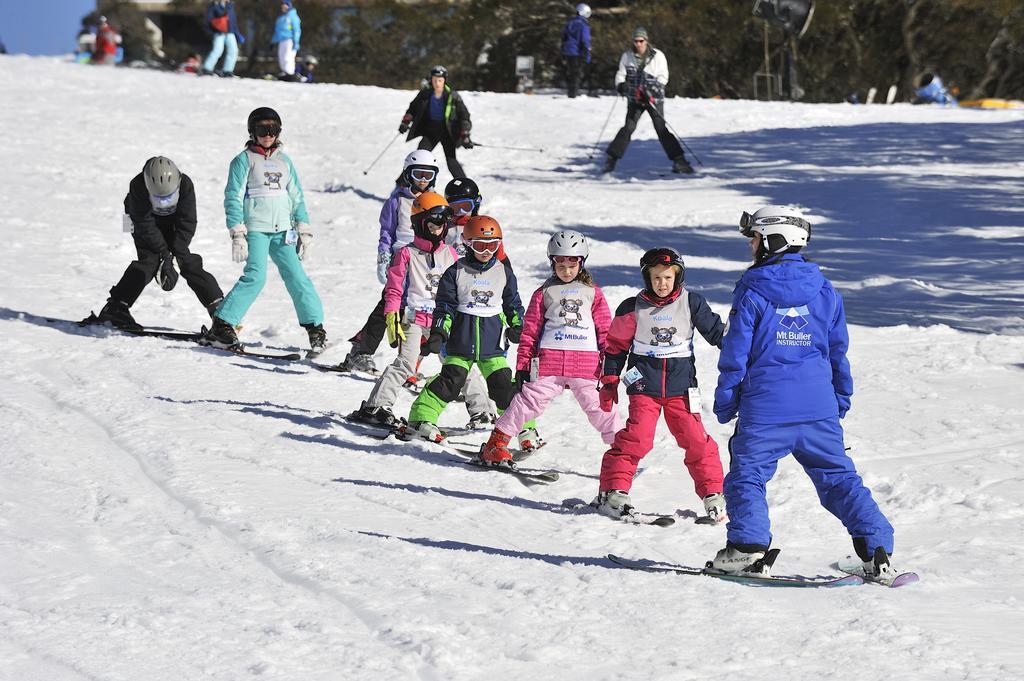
[448,198,477,216]
[420,205,452,229]
[409,167,437,183]
[252,124,281,138]
[466,238,501,255]
[149,189,179,215]
[551,255,583,265]
[739,212,811,238]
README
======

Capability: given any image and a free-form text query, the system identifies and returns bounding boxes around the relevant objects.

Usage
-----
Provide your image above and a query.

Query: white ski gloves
[229,225,248,262]
[297,223,313,261]
[376,250,390,285]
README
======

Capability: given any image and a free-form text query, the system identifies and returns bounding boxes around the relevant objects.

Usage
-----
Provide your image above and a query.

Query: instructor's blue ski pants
[724,417,894,555]
[217,231,323,327]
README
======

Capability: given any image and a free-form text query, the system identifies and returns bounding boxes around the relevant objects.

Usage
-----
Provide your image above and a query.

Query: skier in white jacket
[604,27,693,175]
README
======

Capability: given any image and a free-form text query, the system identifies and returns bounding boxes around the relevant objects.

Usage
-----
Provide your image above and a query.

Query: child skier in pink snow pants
[481,231,620,463]
[594,247,727,521]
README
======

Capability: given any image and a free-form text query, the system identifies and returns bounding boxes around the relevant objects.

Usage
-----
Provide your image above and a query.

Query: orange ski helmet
[461,215,503,241]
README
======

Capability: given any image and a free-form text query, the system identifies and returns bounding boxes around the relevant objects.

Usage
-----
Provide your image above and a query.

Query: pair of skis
[339,417,559,484]
[607,551,919,588]
[66,315,306,361]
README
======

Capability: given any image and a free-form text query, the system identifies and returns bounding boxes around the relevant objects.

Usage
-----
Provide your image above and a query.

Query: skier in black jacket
[95,157,224,330]
[398,65,473,178]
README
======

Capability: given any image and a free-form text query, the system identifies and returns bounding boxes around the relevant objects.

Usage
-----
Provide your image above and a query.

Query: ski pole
[646,103,703,166]
[589,95,619,158]
[472,142,545,153]
[362,132,402,175]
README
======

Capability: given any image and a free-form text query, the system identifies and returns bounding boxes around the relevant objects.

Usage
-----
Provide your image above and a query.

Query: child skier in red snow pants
[595,247,727,521]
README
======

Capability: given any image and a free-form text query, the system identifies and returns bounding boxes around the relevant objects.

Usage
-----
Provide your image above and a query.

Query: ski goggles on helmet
[409,167,437,183]
[149,189,179,215]
[640,247,682,268]
[551,255,583,265]
[467,238,501,255]
[420,205,452,229]
[739,212,811,238]
[448,198,477,216]
[252,123,281,138]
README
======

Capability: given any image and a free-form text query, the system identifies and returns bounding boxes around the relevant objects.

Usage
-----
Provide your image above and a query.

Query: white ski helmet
[739,205,811,254]
[547,230,590,261]
[403,149,439,189]
[576,3,592,19]
[143,156,181,215]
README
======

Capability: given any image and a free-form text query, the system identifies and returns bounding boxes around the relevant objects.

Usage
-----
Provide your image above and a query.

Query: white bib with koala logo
[538,280,598,352]
[244,150,290,199]
[455,261,506,317]
[632,290,694,358]
[405,246,456,316]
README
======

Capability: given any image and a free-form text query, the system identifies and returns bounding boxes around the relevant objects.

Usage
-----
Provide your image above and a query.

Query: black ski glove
[398,114,412,133]
[421,330,446,356]
[460,131,474,149]
[616,82,628,96]
[515,369,531,391]
[156,255,179,292]
[506,325,522,344]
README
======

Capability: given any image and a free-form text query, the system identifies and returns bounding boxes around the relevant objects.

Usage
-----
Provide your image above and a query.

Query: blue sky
[0,0,96,55]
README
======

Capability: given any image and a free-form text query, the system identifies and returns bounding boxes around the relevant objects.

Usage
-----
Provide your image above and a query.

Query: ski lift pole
[472,142,545,153]
[589,95,619,158]
[362,131,403,175]
[646,102,703,166]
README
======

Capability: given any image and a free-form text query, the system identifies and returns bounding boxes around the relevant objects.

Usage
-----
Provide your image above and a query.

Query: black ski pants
[348,287,387,355]
[418,122,465,178]
[564,55,583,98]
[109,225,223,308]
[607,100,684,162]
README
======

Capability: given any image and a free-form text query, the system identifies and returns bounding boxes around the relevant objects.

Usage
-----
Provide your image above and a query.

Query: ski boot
[517,427,545,452]
[349,400,402,429]
[96,298,142,331]
[702,493,727,524]
[593,489,634,519]
[337,350,378,375]
[398,421,445,444]
[863,546,899,583]
[466,412,497,430]
[602,155,617,173]
[709,542,769,575]
[671,156,695,175]
[479,428,513,466]
[303,323,328,356]
[203,317,240,348]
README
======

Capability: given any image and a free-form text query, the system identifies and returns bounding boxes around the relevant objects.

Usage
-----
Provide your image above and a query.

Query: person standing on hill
[710,206,896,581]
[202,0,245,77]
[92,16,121,65]
[398,65,473,179]
[272,1,302,80]
[604,27,693,175]
[561,4,592,99]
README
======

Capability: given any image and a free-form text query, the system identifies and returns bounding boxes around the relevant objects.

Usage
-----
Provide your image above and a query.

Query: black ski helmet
[429,64,448,80]
[640,247,685,293]
[247,107,282,136]
[444,177,481,215]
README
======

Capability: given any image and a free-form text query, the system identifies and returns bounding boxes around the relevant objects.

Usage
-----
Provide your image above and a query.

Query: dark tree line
[100,0,1024,102]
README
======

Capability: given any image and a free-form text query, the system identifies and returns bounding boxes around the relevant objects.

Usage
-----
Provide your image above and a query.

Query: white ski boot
[710,544,768,575]
[593,489,634,519]
[466,412,497,430]
[863,547,899,583]
[517,427,545,452]
[398,421,445,444]
[702,493,728,524]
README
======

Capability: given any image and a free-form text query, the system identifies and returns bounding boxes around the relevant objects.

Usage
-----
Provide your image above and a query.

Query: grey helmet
[143,156,181,215]
[547,230,590,261]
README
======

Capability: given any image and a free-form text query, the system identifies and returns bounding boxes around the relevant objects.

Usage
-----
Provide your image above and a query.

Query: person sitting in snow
[710,206,897,581]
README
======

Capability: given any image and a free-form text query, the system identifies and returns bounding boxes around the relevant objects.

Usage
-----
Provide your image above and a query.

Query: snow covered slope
[2,56,1023,680]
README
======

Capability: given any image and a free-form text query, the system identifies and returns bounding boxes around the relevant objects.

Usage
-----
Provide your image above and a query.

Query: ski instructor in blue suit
[709,206,897,581]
